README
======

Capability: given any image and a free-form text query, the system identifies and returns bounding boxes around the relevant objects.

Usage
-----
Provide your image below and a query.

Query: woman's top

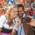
[0,15,20,33]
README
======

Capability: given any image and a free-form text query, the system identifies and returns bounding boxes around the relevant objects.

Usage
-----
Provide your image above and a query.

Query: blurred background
[0,0,35,35]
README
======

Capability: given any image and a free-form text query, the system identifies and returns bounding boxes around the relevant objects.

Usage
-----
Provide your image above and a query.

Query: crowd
[0,0,35,35]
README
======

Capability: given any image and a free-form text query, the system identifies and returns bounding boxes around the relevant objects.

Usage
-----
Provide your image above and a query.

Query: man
[16,4,25,35]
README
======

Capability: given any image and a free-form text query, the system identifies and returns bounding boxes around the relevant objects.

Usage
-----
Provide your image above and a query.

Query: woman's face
[10,8,18,19]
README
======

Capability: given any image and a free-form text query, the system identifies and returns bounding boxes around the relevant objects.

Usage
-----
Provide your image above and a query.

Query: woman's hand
[11,29,16,35]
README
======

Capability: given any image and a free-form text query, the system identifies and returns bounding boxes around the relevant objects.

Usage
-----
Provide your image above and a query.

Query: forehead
[9,8,18,14]
[13,7,18,10]
[12,7,18,12]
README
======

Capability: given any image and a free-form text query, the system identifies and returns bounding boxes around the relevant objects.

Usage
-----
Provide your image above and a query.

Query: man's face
[18,7,24,17]
[10,8,18,19]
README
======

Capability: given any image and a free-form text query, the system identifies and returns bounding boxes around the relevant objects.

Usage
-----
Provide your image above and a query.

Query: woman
[0,5,19,35]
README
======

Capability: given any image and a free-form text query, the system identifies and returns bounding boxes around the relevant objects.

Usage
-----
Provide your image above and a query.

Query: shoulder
[0,15,7,24]
[1,15,6,19]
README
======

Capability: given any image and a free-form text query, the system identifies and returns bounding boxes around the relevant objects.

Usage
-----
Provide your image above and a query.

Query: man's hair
[16,4,24,10]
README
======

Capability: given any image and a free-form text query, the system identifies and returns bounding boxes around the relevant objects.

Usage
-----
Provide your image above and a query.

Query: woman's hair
[6,8,12,20]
